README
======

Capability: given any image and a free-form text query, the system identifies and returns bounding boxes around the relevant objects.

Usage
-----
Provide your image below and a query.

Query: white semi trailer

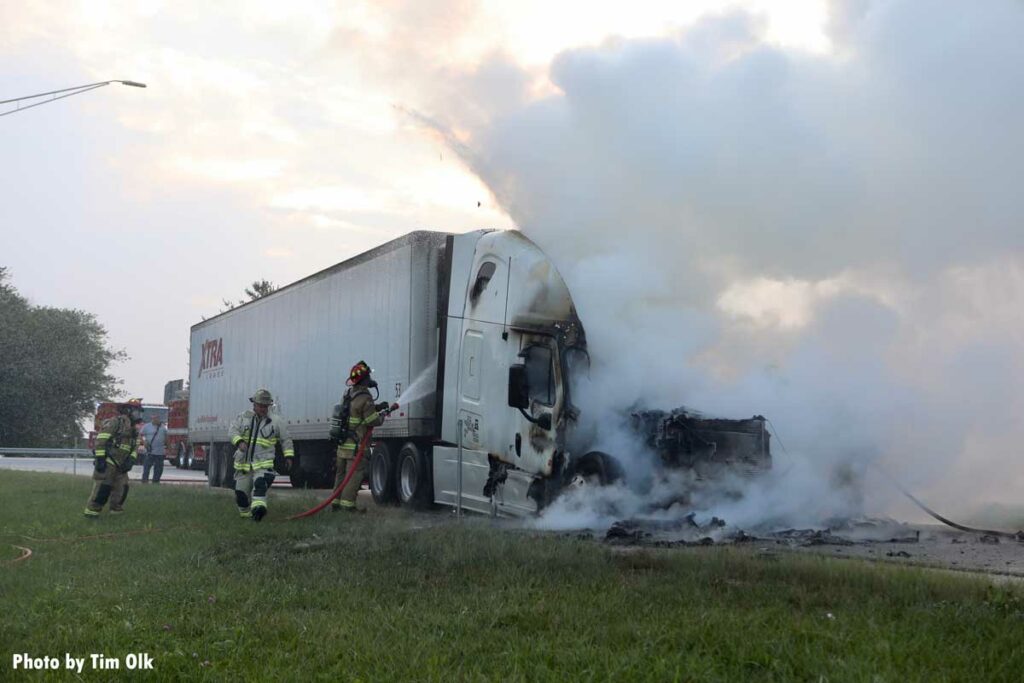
[188,229,598,516]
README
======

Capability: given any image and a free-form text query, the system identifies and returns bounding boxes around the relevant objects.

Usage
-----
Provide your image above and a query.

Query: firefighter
[229,388,294,521]
[332,361,396,512]
[84,399,144,518]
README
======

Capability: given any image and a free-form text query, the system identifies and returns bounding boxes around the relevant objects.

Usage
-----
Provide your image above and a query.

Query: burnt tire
[575,451,624,486]
[369,442,398,506]
[397,442,433,510]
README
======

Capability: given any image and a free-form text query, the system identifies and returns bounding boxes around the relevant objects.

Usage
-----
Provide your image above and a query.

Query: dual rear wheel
[370,441,433,509]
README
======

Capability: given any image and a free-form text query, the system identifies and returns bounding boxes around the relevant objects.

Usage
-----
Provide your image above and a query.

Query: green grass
[2,471,1023,681]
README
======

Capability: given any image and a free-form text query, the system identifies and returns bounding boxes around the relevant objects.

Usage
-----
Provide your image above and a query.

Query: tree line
[0,267,124,446]
[1,268,278,447]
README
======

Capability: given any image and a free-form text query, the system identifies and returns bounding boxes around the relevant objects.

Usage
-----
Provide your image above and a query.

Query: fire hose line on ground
[873,464,1023,540]
[5,545,32,564]
[288,428,374,520]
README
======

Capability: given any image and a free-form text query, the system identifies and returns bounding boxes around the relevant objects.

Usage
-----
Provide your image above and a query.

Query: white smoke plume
[432,1,1024,529]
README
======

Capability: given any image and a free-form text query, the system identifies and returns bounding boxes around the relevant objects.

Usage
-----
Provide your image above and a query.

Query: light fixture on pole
[0,80,147,118]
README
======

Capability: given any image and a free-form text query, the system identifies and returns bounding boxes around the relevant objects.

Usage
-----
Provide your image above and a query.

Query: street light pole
[0,80,147,118]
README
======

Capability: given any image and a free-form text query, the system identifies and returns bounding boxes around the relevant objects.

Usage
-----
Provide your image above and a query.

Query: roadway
[0,456,209,483]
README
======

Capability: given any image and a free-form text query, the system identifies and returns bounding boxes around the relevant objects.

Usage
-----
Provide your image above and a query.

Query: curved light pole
[0,80,147,118]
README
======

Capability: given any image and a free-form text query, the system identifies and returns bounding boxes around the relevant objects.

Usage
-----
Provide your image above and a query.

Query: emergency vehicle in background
[165,390,207,471]
[88,401,169,451]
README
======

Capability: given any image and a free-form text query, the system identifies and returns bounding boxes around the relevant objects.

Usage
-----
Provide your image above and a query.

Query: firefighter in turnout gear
[229,388,294,521]
[332,361,396,511]
[84,399,144,518]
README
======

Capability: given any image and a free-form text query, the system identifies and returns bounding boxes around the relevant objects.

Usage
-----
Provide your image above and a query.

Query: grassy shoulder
[2,471,1023,681]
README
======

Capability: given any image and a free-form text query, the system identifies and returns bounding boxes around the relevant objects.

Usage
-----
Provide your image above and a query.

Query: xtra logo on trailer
[199,338,224,379]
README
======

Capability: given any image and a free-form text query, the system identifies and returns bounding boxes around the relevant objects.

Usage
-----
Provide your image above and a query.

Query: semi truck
[188,229,603,516]
[187,229,771,516]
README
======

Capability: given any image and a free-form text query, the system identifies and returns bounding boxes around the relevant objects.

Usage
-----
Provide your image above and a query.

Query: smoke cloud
[434,1,1024,528]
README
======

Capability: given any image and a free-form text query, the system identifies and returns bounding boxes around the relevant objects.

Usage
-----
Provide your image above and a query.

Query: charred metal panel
[632,408,772,475]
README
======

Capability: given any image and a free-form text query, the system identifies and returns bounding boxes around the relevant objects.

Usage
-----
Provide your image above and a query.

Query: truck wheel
[219,446,235,489]
[289,468,307,489]
[207,448,222,487]
[398,442,433,510]
[176,443,187,469]
[369,442,398,506]
[574,451,624,486]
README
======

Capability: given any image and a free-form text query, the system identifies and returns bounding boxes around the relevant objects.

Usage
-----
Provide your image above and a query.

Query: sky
[0,0,826,403]
[3,1,1023,519]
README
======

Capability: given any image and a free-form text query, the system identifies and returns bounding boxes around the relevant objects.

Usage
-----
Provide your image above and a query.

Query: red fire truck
[166,392,207,470]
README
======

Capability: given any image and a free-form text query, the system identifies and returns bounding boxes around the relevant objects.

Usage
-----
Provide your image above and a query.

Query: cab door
[506,334,561,478]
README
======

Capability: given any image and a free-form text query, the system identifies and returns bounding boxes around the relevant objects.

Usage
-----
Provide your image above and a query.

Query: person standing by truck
[332,361,396,512]
[139,415,167,484]
[84,399,144,518]
[229,388,294,521]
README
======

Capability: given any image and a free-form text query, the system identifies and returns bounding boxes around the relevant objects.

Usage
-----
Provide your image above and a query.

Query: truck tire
[289,467,307,489]
[219,445,235,489]
[575,451,624,486]
[369,442,398,506]
[207,447,222,487]
[397,442,433,510]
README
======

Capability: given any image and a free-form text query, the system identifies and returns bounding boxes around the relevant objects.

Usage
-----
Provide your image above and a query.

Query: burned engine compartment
[630,408,772,476]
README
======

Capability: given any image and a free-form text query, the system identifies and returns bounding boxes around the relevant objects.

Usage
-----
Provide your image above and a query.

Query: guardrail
[0,447,92,475]
[0,447,93,457]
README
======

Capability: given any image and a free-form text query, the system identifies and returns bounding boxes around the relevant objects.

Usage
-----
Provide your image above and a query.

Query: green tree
[220,278,277,312]
[0,267,125,446]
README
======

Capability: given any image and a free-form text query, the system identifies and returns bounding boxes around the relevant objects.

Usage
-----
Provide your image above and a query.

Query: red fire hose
[288,428,374,520]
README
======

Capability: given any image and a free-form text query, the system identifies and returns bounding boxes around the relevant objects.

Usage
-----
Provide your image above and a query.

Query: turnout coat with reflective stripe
[229,410,295,472]
[338,387,384,457]
[94,415,139,468]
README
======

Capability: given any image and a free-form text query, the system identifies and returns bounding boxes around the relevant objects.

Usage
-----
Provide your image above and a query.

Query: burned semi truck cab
[432,230,587,516]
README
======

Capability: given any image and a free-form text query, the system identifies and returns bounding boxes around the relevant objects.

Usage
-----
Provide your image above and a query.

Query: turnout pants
[332,451,365,509]
[142,452,164,483]
[85,465,130,515]
[234,468,276,517]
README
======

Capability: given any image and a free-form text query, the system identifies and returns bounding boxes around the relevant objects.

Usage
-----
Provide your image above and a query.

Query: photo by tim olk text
[12,652,154,673]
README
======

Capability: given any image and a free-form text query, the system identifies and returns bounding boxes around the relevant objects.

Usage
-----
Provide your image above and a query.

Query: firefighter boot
[251,501,267,522]
[85,481,113,517]
[250,474,272,522]
[235,490,252,518]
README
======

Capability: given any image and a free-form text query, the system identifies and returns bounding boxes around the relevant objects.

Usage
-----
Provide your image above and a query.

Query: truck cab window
[563,346,589,414]
[470,261,496,303]
[523,344,554,407]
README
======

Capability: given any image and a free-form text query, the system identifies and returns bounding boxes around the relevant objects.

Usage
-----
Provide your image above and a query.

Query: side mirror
[536,413,552,431]
[508,365,529,409]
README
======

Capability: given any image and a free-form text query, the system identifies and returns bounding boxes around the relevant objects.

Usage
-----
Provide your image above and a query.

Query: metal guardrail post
[456,419,463,519]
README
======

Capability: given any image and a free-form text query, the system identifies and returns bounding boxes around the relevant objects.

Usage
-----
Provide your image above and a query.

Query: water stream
[394,362,437,407]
